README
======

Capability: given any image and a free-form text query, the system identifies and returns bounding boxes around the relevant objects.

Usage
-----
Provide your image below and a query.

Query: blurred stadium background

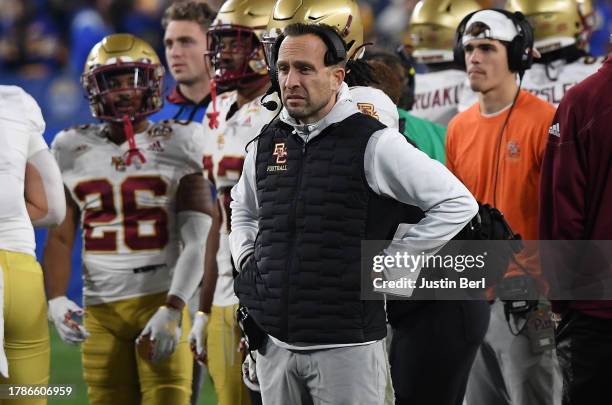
[2,0,612,403]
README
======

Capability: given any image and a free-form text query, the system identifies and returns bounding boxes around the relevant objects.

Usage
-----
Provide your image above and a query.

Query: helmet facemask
[82,62,164,123]
[206,24,269,90]
[81,61,163,122]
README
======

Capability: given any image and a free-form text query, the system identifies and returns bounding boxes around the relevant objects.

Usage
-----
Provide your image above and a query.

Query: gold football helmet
[407,0,491,64]
[263,0,364,62]
[206,0,275,88]
[506,0,589,53]
[81,33,164,122]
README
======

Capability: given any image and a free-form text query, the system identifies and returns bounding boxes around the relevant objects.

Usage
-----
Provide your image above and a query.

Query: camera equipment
[457,204,523,248]
[498,274,539,337]
[497,274,539,314]
[454,203,524,285]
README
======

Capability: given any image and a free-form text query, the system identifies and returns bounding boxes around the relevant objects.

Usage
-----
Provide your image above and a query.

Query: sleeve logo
[548,123,560,137]
[357,103,380,120]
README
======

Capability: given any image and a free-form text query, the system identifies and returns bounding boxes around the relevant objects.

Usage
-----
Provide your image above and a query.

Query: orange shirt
[446,90,555,284]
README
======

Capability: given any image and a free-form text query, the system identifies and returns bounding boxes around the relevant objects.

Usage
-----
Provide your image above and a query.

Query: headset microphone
[262,99,278,111]
[260,85,280,111]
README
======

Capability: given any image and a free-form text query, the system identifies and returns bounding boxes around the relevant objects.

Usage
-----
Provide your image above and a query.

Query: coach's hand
[47,296,89,344]
[242,348,260,392]
[188,311,209,365]
[137,305,182,363]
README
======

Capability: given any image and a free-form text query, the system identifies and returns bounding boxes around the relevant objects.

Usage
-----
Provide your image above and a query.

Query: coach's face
[276,34,345,124]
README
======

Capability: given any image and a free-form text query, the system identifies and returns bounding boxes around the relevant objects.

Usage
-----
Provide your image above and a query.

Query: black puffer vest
[234,112,404,343]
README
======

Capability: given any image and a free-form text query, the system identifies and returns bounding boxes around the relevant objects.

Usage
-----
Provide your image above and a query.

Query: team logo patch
[147,140,164,153]
[217,133,225,149]
[148,122,174,139]
[357,103,380,120]
[267,142,288,172]
[273,143,287,164]
[507,141,521,160]
[548,123,560,138]
[241,116,252,127]
[111,155,127,171]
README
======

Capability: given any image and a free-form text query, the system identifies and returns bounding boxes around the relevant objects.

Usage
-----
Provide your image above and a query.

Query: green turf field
[48,324,218,404]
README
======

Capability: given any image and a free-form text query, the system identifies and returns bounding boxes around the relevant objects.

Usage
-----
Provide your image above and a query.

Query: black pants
[556,309,612,405]
[248,388,263,405]
[389,300,490,405]
[190,361,203,405]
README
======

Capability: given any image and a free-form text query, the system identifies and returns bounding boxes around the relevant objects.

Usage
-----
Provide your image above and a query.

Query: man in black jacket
[229,23,478,405]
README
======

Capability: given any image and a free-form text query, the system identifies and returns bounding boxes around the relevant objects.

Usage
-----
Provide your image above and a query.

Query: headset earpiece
[267,33,285,93]
[320,31,347,66]
[511,11,534,72]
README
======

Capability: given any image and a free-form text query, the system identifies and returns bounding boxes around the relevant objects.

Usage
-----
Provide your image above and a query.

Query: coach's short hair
[282,23,347,67]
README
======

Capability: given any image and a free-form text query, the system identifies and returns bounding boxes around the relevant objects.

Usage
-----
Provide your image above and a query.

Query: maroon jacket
[540,56,612,318]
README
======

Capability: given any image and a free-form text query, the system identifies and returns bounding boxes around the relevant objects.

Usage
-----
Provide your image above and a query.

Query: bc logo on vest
[267,142,288,172]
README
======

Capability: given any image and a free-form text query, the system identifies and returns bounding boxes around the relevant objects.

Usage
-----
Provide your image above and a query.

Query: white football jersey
[0,86,48,256]
[203,90,280,306]
[52,120,206,305]
[349,86,399,130]
[521,56,604,106]
[458,56,605,112]
[411,69,467,127]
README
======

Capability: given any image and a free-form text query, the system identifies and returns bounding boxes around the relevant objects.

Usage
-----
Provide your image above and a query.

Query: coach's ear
[330,65,345,92]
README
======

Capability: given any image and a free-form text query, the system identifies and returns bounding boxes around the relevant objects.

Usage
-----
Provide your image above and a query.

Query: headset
[256,24,349,147]
[453,8,534,74]
[267,24,347,97]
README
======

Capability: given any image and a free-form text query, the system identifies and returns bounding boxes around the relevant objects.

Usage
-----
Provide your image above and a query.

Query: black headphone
[267,24,347,94]
[453,8,534,74]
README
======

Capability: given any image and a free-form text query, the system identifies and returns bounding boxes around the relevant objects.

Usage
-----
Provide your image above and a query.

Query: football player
[186,1,277,404]
[43,34,215,405]
[0,85,66,404]
[407,0,490,126]
[154,3,219,403]
[365,50,448,164]
[507,0,602,105]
